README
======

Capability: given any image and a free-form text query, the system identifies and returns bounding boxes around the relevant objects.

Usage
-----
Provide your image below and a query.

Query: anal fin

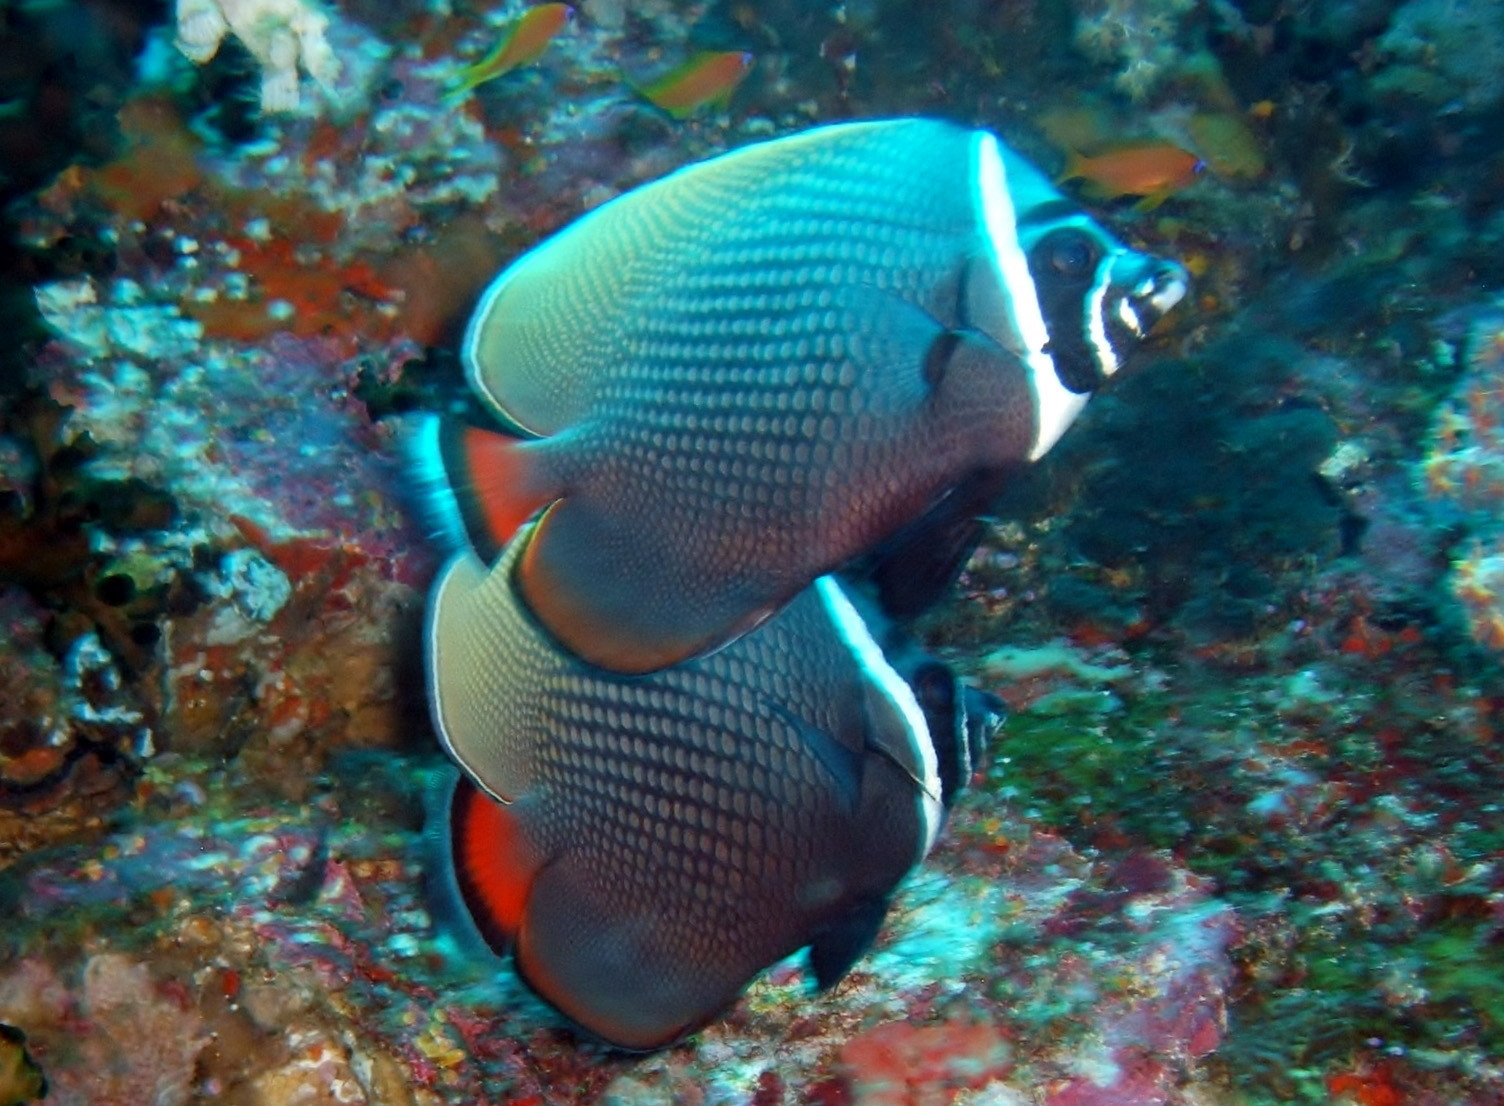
[513,852,742,1051]
[517,500,777,674]
[448,776,543,955]
[808,896,891,990]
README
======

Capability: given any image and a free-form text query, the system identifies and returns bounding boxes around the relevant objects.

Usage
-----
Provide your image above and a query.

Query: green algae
[985,662,1504,1104]
[991,694,1193,850]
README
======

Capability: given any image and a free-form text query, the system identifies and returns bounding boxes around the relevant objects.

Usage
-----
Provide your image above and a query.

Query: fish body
[447,118,1187,672]
[634,50,755,117]
[447,3,574,98]
[1057,141,1203,208]
[425,525,998,1049]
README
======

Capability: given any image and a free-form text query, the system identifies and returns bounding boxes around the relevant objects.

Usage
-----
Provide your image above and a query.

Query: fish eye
[1039,230,1098,279]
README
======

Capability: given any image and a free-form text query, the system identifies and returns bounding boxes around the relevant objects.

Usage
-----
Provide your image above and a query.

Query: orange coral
[1450,540,1504,652]
[58,96,204,223]
[1327,1063,1403,1106]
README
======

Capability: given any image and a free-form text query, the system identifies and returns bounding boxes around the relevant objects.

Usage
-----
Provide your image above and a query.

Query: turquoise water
[1,1,1501,1103]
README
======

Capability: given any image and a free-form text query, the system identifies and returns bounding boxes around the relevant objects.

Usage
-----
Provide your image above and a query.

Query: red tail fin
[404,415,554,561]
[449,776,539,952]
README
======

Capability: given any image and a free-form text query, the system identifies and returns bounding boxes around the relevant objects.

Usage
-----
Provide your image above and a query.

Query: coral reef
[0,753,1239,1105]
[175,0,342,112]
[1450,540,1504,652]
[0,0,1503,1103]
[1423,311,1504,654]
[1070,0,1198,101]
[836,1020,1013,1106]
[1374,0,1504,112]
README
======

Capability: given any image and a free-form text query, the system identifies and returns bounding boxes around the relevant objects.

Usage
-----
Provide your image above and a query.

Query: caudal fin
[1055,149,1086,185]
[402,414,553,562]
[446,774,542,956]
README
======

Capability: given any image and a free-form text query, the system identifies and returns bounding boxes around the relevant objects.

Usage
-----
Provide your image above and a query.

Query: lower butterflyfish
[423,524,999,1050]
[418,117,1188,675]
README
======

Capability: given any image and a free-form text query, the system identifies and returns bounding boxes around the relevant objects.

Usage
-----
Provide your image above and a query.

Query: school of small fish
[442,4,754,117]
[407,117,1188,1048]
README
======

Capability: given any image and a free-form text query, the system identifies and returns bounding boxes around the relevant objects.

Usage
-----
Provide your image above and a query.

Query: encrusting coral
[174,0,340,112]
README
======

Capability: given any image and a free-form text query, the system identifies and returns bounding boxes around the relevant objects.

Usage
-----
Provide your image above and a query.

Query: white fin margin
[403,414,469,553]
[425,551,513,806]
[815,577,943,860]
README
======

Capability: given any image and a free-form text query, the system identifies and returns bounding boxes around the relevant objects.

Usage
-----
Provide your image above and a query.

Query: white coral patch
[173,0,343,112]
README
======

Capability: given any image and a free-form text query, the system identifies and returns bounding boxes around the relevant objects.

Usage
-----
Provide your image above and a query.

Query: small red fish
[635,50,754,118]
[448,3,574,98]
[1057,142,1202,209]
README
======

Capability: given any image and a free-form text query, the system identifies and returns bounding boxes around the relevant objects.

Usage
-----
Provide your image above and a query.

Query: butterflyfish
[634,50,754,118]
[447,3,574,99]
[427,118,1187,674]
[422,520,1000,1050]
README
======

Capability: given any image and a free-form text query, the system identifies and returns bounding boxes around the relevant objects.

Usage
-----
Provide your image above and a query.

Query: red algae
[837,1021,1013,1106]
[380,215,508,347]
[183,241,400,349]
[76,96,204,224]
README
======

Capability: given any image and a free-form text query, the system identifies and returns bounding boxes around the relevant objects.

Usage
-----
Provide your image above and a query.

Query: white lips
[1147,269,1189,315]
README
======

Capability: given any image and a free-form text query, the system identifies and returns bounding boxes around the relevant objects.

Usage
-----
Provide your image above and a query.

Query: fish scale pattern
[468,120,1125,672]
[420,119,1187,1046]
[480,120,976,431]
[429,534,926,1046]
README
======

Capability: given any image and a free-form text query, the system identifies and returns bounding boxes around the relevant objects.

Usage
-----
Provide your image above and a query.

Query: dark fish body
[426,528,996,1050]
[452,118,1187,673]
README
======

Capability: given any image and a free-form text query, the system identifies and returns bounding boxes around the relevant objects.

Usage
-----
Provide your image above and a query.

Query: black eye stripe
[1026,230,1109,394]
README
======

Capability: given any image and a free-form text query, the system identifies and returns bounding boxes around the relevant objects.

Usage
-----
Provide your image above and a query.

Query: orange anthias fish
[448,3,574,98]
[635,50,754,118]
[1057,142,1203,209]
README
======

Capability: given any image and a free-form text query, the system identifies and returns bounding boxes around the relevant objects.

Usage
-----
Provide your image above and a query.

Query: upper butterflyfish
[423,520,1000,1050]
[423,118,1187,674]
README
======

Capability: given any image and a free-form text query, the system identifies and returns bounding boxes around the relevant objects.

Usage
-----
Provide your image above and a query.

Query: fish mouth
[1123,259,1189,336]
[1081,253,1190,386]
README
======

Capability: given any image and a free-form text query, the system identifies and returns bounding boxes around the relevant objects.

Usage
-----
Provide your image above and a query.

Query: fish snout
[1116,255,1190,341]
